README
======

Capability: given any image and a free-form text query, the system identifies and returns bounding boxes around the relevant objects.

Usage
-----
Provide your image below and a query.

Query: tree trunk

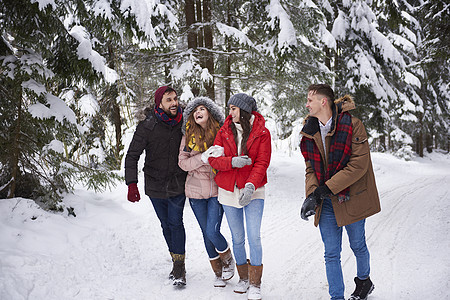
[426,133,433,153]
[8,88,22,198]
[426,124,433,153]
[185,0,199,96]
[224,2,232,114]
[185,0,197,49]
[379,134,386,152]
[202,0,215,100]
[196,0,203,48]
[107,43,122,169]
[418,130,424,157]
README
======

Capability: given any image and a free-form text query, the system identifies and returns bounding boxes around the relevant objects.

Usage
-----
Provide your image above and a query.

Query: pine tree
[0,0,176,209]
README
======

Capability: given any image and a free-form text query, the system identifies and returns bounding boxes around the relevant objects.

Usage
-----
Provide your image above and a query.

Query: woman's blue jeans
[189,197,228,259]
[222,199,264,266]
[150,193,186,255]
[319,198,370,300]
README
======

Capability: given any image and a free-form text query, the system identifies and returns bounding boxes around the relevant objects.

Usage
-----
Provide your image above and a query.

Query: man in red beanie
[125,86,188,286]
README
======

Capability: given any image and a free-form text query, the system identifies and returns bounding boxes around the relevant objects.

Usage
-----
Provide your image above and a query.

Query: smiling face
[192,105,210,129]
[306,90,326,118]
[229,104,240,123]
[159,91,179,117]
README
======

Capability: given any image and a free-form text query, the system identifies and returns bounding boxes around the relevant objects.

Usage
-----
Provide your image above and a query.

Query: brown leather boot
[210,257,226,287]
[248,264,263,300]
[234,260,249,294]
[218,247,235,281]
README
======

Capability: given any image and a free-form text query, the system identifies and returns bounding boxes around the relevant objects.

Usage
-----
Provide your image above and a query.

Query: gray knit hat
[228,93,257,114]
[182,96,225,134]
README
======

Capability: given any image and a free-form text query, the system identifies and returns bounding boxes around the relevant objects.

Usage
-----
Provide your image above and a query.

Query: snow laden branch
[266,0,297,54]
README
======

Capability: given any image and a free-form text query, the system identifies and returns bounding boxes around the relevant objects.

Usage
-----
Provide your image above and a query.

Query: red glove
[127,183,140,202]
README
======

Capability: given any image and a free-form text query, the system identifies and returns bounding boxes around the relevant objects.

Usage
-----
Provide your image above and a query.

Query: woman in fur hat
[178,97,235,288]
[208,93,271,300]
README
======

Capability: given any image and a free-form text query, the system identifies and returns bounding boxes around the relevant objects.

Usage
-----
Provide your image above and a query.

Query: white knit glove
[201,145,225,163]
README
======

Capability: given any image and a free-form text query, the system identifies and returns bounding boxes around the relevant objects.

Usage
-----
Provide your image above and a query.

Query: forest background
[0,0,448,210]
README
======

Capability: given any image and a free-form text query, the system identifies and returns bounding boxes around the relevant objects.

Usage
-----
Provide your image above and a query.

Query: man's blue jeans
[189,197,228,258]
[150,193,186,255]
[222,199,264,266]
[319,198,370,300]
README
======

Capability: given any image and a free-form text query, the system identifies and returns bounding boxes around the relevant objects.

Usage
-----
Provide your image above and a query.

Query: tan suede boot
[210,257,226,287]
[248,264,263,300]
[234,260,249,294]
[218,247,235,281]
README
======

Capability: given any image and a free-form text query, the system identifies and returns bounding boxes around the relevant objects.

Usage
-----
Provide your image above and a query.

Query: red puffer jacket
[209,111,271,192]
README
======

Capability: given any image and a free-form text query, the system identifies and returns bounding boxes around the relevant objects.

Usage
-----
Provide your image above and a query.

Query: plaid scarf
[301,112,353,202]
[154,106,182,126]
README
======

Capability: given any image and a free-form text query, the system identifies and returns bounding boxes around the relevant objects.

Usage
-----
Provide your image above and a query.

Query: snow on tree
[0,0,177,209]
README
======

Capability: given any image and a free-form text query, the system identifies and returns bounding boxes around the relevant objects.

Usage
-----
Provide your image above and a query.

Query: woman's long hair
[231,109,252,155]
[186,108,220,152]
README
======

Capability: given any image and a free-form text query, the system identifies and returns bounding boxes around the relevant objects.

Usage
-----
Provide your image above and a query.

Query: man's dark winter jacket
[125,108,187,198]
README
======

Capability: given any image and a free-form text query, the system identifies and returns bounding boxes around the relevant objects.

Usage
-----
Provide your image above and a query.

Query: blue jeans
[222,199,264,266]
[319,198,370,300]
[150,193,186,255]
[189,197,228,259]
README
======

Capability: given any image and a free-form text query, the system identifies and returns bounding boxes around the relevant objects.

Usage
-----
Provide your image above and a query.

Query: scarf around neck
[154,106,182,126]
[300,112,353,202]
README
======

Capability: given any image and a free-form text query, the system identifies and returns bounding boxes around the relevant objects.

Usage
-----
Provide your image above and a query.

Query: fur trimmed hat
[182,97,225,134]
[228,93,257,114]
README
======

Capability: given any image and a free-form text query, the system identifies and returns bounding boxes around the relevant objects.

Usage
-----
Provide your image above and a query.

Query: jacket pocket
[344,174,371,217]
[349,173,367,196]
[343,190,369,217]
[351,135,369,156]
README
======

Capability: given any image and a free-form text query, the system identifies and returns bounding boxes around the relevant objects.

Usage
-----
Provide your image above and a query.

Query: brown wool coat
[301,95,381,227]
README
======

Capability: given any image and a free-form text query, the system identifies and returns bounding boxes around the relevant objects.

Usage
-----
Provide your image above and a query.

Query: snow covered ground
[1,150,449,300]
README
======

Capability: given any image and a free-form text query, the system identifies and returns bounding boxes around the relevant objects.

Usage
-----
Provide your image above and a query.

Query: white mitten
[201,146,224,163]
[209,145,224,157]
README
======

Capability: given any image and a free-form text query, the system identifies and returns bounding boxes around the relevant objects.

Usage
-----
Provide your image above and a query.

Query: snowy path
[0,151,449,299]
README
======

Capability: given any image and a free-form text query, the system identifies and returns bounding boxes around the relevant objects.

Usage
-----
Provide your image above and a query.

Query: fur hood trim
[334,94,355,112]
[182,97,225,134]
[136,106,153,122]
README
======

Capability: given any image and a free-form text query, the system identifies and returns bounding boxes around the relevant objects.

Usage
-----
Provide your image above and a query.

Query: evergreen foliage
[0,0,448,208]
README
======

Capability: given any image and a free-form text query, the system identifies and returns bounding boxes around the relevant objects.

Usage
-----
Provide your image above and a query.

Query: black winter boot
[348,277,374,300]
[169,252,174,280]
[171,254,186,287]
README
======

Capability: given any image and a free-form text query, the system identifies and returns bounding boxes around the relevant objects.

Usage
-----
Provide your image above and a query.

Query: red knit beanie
[154,86,169,107]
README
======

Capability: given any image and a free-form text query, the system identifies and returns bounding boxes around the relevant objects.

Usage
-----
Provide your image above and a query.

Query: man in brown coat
[300,84,380,300]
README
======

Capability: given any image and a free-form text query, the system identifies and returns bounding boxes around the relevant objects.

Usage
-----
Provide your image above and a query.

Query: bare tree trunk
[202,0,215,100]
[196,0,203,48]
[426,124,433,153]
[185,0,199,96]
[418,131,424,157]
[185,0,197,49]
[224,1,232,114]
[107,43,122,168]
[8,90,22,198]
[380,134,386,152]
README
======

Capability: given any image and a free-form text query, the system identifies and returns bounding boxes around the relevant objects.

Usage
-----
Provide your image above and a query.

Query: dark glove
[127,183,140,202]
[232,155,252,168]
[300,185,332,221]
[312,185,332,201]
[300,194,317,221]
[238,183,255,206]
